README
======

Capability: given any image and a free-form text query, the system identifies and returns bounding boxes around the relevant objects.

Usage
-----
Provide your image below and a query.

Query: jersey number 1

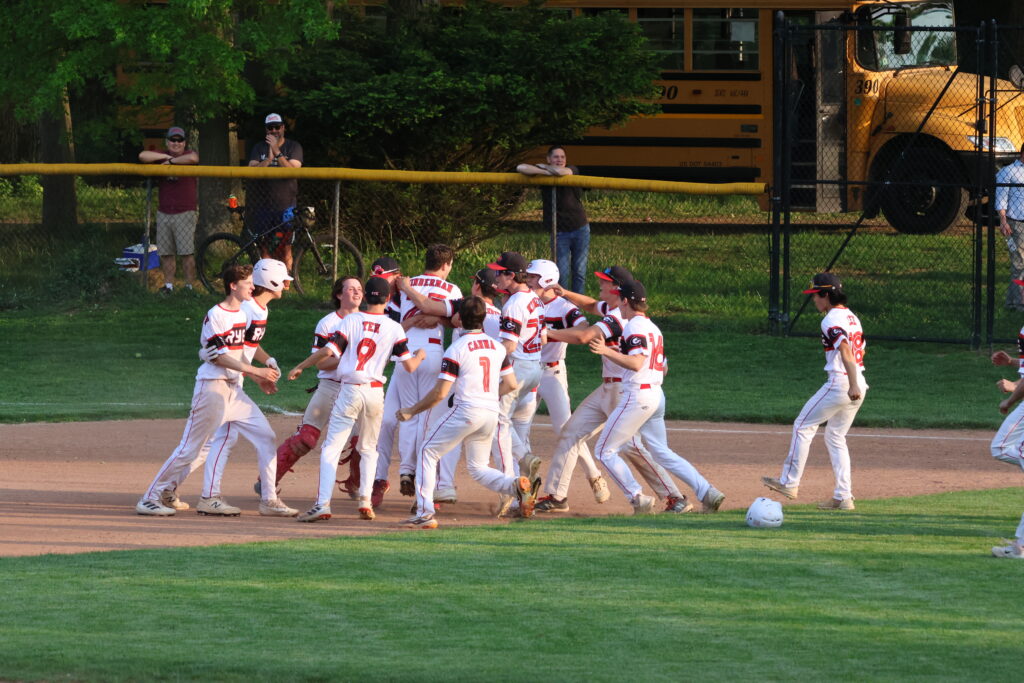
[479,356,491,392]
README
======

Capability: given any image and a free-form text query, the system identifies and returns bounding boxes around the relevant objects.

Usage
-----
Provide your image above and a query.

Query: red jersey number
[479,356,491,392]
[355,338,377,371]
[523,320,542,354]
[648,333,666,371]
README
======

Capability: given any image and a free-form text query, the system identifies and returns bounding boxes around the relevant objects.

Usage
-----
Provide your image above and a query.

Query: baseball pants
[595,387,711,502]
[493,359,544,470]
[374,379,401,480]
[511,360,602,482]
[776,373,867,500]
[144,379,278,503]
[314,383,385,507]
[991,401,1024,471]
[545,383,681,500]
[395,344,445,476]
[415,404,516,518]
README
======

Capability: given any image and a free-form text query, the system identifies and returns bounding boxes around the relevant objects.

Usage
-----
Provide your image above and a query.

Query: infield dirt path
[0,416,1015,557]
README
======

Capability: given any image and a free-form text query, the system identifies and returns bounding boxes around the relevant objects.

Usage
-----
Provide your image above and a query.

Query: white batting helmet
[253,259,293,292]
[526,259,559,288]
[746,497,784,528]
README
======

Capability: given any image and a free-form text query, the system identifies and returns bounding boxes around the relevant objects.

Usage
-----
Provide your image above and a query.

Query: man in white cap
[247,113,304,270]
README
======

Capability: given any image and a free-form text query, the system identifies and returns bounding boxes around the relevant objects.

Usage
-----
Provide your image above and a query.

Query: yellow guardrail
[0,163,766,196]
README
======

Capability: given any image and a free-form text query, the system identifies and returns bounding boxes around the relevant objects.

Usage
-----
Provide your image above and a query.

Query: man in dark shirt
[247,113,304,270]
[517,145,590,293]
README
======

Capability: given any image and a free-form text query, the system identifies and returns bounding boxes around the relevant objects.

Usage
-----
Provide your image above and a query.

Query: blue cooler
[116,243,161,272]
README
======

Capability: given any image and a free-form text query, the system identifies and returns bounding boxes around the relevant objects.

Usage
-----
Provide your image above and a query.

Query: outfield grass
[1,489,1022,681]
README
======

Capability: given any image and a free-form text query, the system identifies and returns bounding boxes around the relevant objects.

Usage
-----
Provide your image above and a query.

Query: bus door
[814,11,846,213]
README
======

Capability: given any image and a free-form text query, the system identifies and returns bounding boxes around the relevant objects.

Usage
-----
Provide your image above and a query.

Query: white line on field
[0,402,304,417]
[528,422,990,442]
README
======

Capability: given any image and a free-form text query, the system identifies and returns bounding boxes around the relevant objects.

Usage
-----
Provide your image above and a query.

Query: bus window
[637,9,685,71]
[855,1,955,72]
[692,8,759,71]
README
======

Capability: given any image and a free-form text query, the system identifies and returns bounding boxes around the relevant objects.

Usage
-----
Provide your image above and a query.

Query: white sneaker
[992,544,1024,559]
[590,476,611,504]
[434,486,458,504]
[631,494,655,515]
[159,489,190,511]
[702,486,725,513]
[297,504,331,522]
[259,498,299,517]
[197,497,241,516]
[136,499,175,516]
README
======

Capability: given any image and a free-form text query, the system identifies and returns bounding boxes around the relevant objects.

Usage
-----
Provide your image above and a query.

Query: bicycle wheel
[291,233,364,299]
[196,232,259,294]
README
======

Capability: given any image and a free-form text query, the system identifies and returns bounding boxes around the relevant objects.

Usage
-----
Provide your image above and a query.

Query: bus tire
[878,148,967,235]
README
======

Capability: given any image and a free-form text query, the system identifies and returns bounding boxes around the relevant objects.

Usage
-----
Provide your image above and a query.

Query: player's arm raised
[397,277,451,317]
[546,284,601,316]
[548,323,602,345]
[837,341,862,401]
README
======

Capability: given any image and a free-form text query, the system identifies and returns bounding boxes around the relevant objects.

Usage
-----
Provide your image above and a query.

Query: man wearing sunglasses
[139,126,199,293]
[247,113,304,269]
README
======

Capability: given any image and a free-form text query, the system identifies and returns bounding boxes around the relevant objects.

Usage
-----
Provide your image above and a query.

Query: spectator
[247,113,304,270]
[997,145,1024,312]
[517,145,590,293]
[139,126,199,293]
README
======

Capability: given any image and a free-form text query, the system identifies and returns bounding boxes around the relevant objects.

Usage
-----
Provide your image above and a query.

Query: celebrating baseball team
[131,242,1024,555]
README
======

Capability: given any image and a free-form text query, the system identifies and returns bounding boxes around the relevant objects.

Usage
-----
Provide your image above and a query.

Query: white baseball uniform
[991,326,1024,469]
[593,314,715,502]
[774,305,868,500]
[142,302,278,503]
[313,311,413,507]
[414,330,518,518]
[493,288,545,473]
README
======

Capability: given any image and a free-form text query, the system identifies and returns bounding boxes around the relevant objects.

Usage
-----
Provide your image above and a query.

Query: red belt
[603,377,622,383]
[347,381,384,388]
[428,338,442,345]
[546,361,560,367]
[640,384,652,390]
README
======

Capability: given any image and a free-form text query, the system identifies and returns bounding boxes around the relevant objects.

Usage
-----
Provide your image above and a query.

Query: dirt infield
[0,416,1013,557]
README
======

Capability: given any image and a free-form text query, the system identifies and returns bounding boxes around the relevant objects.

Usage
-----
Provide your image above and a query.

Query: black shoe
[399,473,415,497]
[534,496,569,513]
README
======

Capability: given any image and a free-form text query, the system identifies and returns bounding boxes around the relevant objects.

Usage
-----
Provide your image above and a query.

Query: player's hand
[198,346,219,363]
[397,276,412,294]
[848,386,862,401]
[588,337,608,356]
[265,357,280,372]
[396,409,412,423]
[992,351,1014,366]
[256,377,278,395]
[410,314,441,329]
[998,378,1018,393]
[288,366,304,381]
[1000,399,1012,415]
[545,284,564,297]
[256,366,281,382]
[415,348,426,360]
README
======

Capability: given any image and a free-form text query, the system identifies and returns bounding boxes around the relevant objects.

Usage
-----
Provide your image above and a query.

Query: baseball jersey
[453,299,502,342]
[439,331,514,412]
[1017,325,1024,377]
[197,303,248,381]
[400,274,463,350]
[820,306,866,375]
[311,309,351,380]
[500,289,544,362]
[618,314,666,389]
[592,304,627,380]
[326,311,412,385]
[539,296,586,363]
[241,299,268,364]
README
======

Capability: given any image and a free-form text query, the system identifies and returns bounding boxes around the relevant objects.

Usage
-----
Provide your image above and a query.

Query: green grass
[2,489,1023,681]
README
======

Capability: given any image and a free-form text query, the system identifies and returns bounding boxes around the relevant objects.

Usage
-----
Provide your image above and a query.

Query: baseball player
[588,279,725,514]
[511,259,610,504]
[195,259,294,515]
[398,297,535,529]
[762,272,867,511]
[288,277,426,522]
[985,287,1024,558]
[256,275,364,498]
[539,266,695,513]
[136,263,297,517]
[375,245,462,502]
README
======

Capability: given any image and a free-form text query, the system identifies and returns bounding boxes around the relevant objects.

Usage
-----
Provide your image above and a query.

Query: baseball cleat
[496,494,516,518]
[433,486,458,504]
[664,495,694,514]
[159,489,190,511]
[520,454,542,482]
[992,543,1024,559]
[404,514,438,529]
[534,495,569,513]
[399,473,415,497]
[297,504,332,522]
[631,494,656,515]
[522,476,542,518]
[135,499,176,516]
[371,479,390,508]
[196,497,241,516]
[358,504,375,521]
[817,497,855,511]
[701,487,725,513]
[761,476,798,500]
[590,476,611,504]
[259,498,299,517]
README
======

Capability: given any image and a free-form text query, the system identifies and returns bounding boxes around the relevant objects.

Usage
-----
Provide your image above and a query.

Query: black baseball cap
[473,267,499,288]
[613,280,647,304]
[595,265,634,285]
[487,251,528,274]
[802,272,843,294]
[371,256,400,276]
[364,276,391,299]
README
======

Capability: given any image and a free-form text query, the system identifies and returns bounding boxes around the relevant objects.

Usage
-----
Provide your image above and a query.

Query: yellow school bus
[542,0,1018,233]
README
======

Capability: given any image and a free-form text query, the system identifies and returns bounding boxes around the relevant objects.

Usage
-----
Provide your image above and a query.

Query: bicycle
[196,201,364,298]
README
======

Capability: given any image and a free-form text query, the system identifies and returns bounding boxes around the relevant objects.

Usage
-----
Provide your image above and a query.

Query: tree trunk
[196,115,237,242]
[39,91,77,234]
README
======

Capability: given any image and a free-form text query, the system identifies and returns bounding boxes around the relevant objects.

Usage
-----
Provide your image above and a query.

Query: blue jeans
[556,224,590,293]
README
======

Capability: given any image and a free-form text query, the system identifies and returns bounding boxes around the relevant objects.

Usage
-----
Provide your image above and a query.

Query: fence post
[779,14,793,334]
[769,11,786,336]
[549,187,558,263]
[971,23,986,350]
[985,21,999,347]
[332,180,341,283]
[139,177,153,289]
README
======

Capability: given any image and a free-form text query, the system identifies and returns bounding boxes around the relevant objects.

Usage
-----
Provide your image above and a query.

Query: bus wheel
[878,148,966,235]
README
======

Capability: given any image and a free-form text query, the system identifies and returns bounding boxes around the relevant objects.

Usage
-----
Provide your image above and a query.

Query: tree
[272,0,660,248]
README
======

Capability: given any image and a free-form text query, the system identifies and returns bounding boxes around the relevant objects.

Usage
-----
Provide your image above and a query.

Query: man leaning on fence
[138,126,199,293]
[247,113,304,271]
[517,146,590,293]
[997,144,1024,312]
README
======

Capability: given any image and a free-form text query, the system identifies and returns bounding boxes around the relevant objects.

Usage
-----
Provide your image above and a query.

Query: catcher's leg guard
[275,424,321,485]
[337,435,361,497]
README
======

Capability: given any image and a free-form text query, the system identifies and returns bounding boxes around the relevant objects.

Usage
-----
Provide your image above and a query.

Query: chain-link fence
[771,16,1024,346]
